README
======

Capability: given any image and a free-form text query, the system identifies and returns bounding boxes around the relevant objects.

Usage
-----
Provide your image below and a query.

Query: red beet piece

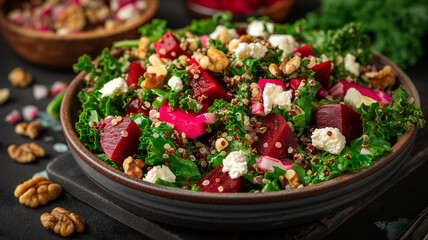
[195,165,245,193]
[311,61,331,89]
[293,44,315,58]
[186,58,205,79]
[99,117,142,166]
[253,114,297,159]
[124,98,149,117]
[288,78,327,99]
[190,71,232,104]
[153,31,190,59]
[314,104,363,144]
[126,61,146,87]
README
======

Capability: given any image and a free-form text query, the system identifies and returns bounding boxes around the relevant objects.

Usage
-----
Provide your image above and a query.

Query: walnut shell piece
[15,121,44,139]
[8,143,46,163]
[40,207,85,237]
[123,156,145,178]
[8,67,32,88]
[365,65,396,90]
[14,176,62,207]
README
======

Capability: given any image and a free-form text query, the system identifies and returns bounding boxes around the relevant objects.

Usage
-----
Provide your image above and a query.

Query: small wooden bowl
[0,0,158,69]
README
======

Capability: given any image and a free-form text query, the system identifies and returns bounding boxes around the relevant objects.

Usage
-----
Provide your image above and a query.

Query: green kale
[139,19,170,42]
[261,166,286,192]
[307,0,428,67]
[186,12,234,36]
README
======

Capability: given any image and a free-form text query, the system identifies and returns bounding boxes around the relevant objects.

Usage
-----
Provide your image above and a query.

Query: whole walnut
[41,207,85,237]
[14,176,62,207]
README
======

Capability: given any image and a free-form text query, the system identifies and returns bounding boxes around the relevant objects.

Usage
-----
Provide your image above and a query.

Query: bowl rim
[0,0,159,40]
[61,51,420,204]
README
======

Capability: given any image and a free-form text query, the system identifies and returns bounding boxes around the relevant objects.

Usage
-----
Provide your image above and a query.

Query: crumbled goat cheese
[99,77,129,98]
[209,25,239,40]
[168,76,183,91]
[143,165,176,183]
[263,83,293,114]
[344,53,360,76]
[222,150,249,179]
[247,20,274,37]
[268,34,299,60]
[235,42,268,59]
[311,127,346,155]
[344,88,376,109]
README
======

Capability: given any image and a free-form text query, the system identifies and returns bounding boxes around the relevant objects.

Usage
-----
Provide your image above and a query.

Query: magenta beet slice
[314,104,363,144]
[158,102,208,139]
[196,165,245,192]
[126,61,146,87]
[99,117,142,166]
[293,44,315,58]
[153,31,190,59]
[124,98,149,117]
[311,61,331,89]
[253,114,297,159]
[190,71,232,104]
[257,79,286,92]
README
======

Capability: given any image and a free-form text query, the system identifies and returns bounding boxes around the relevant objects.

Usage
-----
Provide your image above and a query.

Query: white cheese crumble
[99,77,128,98]
[311,127,346,155]
[143,165,176,183]
[344,53,360,76]
[247,20,274,37]
[235,42,268,59]
[263,83,293,114]
[209,25,239,40]
[222,150,249,179]
[344,88,376,109]
[168,76,183,91]
[268,34,299,60]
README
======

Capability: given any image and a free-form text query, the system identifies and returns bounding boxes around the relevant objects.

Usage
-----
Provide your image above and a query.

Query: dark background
[1,0,427,239]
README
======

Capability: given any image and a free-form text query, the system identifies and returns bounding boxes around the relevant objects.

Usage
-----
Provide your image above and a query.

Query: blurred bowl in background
[0,0,158,69]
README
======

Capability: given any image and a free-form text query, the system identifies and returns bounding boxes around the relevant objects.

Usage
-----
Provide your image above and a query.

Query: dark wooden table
[1,0,427,239]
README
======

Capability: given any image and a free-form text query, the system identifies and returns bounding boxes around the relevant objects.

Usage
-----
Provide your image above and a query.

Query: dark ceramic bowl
[61,52,419,230]
[0,0,158,69]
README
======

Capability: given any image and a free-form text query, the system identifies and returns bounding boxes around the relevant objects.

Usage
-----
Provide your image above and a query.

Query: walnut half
[123,156,145,178]
[15,121,44,139]
[14,176,62,207]
[40,207,85,237]
[365,65,396,90]
[8,67,32,88]
[8,143,46,163]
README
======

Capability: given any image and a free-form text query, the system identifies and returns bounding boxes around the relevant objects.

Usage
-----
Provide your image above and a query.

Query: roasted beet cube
[311,61,332,89]
[293,44,315,58]
[190,71,232,104]
[313,104,363,144]
[124,98,149,117]
[253,114,297,159]
[153,31,190,59]
[126,61,146,87]
[186,58,205,79]
[99,117,142,166]
[195,165,245,193]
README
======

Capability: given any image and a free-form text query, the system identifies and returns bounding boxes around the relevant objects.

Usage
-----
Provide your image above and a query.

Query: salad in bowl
[72,13,425,194]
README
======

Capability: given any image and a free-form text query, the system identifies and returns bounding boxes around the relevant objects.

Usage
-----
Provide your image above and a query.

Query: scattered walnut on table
[14,176,62,208]
[195,47,229,73]
[123,156,145,178]
[15,121,44,139]
[8,143,46,163]
[40,207,85,237]
[365,65,396,90]
[8,67,32,88]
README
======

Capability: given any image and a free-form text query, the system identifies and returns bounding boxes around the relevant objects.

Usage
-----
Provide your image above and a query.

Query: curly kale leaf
[186,12,234,36]
[139,19,170,42]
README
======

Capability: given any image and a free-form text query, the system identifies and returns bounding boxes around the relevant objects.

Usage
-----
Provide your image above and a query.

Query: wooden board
[46,128,428,240]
